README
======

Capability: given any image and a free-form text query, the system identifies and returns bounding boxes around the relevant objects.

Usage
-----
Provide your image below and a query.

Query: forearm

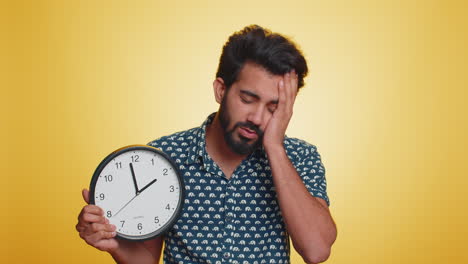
[266,145,337,263]
[110,239,162,264]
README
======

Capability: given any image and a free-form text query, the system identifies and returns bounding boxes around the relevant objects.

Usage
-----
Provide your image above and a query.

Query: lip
[238,126,258,140]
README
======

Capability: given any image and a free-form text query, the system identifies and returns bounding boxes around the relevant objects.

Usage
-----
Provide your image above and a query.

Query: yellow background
[3,0,467,263]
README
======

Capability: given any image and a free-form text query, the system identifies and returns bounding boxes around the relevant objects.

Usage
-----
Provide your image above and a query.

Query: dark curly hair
[216,25,308,90]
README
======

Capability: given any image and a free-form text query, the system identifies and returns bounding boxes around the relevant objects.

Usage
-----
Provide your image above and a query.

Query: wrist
[107,240,125,259]
[264,142,285,155]
[108,247,120,257]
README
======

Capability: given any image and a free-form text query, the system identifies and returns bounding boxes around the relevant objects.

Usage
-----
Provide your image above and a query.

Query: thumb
[82,188,90,204]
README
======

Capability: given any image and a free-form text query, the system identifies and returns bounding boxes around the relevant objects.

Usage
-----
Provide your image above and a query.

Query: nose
[246,105,265,127]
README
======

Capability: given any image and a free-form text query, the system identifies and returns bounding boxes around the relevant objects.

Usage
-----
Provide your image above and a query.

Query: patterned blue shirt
[148,113,329,264]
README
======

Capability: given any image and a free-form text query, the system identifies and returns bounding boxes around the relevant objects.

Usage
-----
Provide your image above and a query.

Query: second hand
[113,194,138,218]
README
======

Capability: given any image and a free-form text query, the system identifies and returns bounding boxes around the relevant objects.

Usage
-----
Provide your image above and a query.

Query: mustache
[233,122,264,137]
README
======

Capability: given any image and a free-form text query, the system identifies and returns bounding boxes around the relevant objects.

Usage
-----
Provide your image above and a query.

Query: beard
[218,95,264,155]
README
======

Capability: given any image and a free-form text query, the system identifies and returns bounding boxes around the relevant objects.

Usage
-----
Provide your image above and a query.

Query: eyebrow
[240,90,279,104]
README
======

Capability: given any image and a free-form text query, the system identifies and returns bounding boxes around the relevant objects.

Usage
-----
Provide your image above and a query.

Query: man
[76,25,337,264]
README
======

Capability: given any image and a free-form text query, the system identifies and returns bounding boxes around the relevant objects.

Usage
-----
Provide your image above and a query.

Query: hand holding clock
[76,144,184,260]
[76,162,161,250]
[76,189,119,252]
[76,188,164,263]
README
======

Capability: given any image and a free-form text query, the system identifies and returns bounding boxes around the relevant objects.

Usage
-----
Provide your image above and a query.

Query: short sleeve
[295,144,330,206]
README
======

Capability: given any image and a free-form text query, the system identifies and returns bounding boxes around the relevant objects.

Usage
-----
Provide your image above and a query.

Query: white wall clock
[89,145,184,241]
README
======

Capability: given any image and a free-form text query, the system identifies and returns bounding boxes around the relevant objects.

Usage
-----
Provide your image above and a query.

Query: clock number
[154,216,159,223]
[115,162,122,169]
[163,168,168,176]
[165,204,170,210]
[137,223,142,230]
[131,155,139,162]
[99,193,105,200]
[151,158,154,165]
[120,220,125,227]
[104,175,113,182]
[169,185,174,192]
[107,211,112,217]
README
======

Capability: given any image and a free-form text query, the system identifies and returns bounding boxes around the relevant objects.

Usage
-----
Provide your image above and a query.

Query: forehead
[233,62,281,98]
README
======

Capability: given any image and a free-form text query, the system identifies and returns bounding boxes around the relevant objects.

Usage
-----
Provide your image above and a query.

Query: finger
[87,222,116,235]
[78,220,114,238]
[291,69,298,97]
[85,229,117,245]
[82,188,90,204]
[290,70,298,106]
[77,204,104,231]
[278,78,287,113]
[82,212,107,224]
[283,72,292,111]
[79,205,106,225]
[290,69,297,90]
[82,222,116,239]
[285,70,297,111]
[76,222,87,232]
[82,204,105,216]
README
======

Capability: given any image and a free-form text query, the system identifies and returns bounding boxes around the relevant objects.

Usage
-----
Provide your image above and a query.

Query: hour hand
[139,178,157,193]
[129,163,139,194]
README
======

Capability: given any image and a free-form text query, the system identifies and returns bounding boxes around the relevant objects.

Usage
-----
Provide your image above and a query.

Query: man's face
[218,62,282,155]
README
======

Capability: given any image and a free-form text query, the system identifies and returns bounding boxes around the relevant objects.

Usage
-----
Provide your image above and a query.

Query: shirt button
[223,252,230,259]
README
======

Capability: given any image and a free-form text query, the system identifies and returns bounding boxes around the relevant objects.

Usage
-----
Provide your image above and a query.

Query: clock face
[90,145,184,241]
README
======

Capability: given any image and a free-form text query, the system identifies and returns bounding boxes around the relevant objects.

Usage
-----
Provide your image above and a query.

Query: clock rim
[89,144,185,241]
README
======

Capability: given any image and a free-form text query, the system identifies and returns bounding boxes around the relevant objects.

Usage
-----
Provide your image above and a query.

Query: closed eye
[268,104,278,113]
[241,96,253,103]
[239,90,259,103]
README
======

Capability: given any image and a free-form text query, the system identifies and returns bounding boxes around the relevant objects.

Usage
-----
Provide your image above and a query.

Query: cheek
[229,98,249,117]
[261,114,273,130]
[223,99,244,126]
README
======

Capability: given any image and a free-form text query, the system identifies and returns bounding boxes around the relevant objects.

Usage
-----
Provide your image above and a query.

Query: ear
[213,77,227,104]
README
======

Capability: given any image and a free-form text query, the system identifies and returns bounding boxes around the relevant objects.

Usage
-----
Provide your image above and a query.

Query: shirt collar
[185,112,215,166]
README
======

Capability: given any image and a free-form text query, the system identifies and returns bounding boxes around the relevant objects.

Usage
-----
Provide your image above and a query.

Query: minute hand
[129,163,139,194]
[139,178,157,193]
